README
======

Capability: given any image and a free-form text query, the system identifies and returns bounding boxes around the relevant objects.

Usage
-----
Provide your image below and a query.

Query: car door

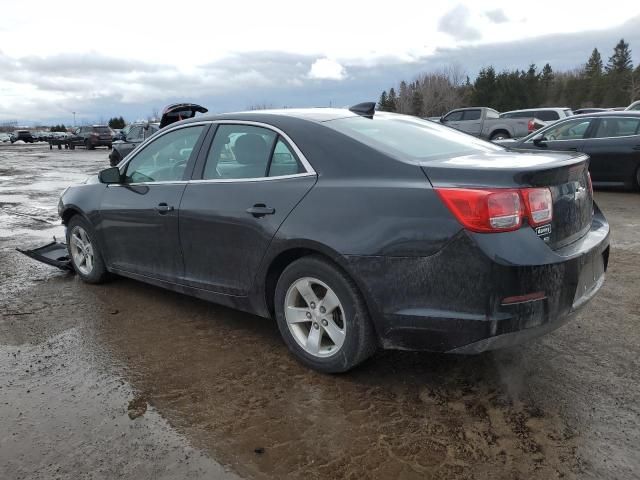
[581,117,640,183]
[97,124,208,281]
[440,110,464,132]
[179,122,316,295]
[518,117,594,154]
[460,109,483,136]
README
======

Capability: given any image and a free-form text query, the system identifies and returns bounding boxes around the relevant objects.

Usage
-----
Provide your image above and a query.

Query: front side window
[540,119,592,141]
[203,125,277,180]
[326,114,503,163]
[127,126,143,142]
[124,125,204,183]
[444,111,463,121]
[593,118,640,138]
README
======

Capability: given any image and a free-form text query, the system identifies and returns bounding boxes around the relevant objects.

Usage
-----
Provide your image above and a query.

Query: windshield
[325,114,503,162]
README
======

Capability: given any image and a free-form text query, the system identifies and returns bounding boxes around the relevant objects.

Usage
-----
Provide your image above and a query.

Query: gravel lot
[1,144,639,479]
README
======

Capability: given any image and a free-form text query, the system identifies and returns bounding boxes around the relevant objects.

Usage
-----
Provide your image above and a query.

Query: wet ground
[1,144,639,479]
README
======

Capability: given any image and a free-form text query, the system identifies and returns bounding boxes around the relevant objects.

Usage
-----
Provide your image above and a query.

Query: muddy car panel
[54,109,610,355]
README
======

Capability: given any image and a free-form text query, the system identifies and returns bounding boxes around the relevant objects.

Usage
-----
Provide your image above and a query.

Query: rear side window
[326,114,503,162]
[536,111,560,121]
[593,118,640,138]
[463,109,481,121]
[485,109,500,119]
[203,125,277,180]
[500,111,532,119]
[268,139,303,177]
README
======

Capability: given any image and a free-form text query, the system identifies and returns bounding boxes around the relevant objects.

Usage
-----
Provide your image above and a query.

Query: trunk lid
[159,103,208,129]
[421,150,593,249]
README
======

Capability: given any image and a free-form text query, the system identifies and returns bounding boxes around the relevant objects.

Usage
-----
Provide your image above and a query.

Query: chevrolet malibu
[42,103,609,372]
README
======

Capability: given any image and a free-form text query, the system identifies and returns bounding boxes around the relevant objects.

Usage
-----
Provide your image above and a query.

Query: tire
[85,139,95,150]
[66,216,109,284]
[274,255,377,373]
[635,166,640,191]
[490,131,510,141]
[70,144,75,150]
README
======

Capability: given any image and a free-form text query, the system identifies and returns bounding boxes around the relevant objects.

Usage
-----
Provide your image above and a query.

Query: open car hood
[159,103,208,129]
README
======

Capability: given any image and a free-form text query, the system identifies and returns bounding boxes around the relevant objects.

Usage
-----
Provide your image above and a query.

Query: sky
[1,0,639,125]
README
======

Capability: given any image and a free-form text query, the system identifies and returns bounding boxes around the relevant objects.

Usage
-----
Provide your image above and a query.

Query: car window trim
[116,120,316,185]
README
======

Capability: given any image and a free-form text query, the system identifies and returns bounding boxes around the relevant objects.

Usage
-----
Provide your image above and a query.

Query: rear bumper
[347,207,610,353]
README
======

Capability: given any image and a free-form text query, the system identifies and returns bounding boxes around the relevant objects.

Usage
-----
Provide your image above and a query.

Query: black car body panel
[17,242,72,270]
[49,109,610,355]
[159,103,208,128]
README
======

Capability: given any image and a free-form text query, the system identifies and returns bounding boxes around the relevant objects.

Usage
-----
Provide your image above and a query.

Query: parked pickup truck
[438,107,540,141]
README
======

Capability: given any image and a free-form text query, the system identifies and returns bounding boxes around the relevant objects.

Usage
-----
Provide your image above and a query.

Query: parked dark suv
[11,130,35,143]
[68,125,113,150]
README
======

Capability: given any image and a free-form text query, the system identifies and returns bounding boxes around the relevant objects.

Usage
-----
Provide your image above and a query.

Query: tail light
[527,119,535,132]
[436,187,553,233]
[91,132,99,137]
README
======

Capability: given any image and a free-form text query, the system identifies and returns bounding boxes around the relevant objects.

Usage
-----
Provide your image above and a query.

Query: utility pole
[72,112,76,127]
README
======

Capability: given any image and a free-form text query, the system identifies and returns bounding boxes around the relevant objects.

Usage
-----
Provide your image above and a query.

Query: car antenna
[349,102,376,118]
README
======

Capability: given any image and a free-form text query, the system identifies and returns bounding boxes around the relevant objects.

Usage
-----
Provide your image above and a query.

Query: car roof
[571,111,640,118]
[502,107,571,113]
[193,108,360,124]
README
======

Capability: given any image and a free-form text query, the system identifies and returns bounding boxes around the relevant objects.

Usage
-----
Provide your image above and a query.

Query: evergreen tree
[411,89,423,117]
[604,39,634,105]
[585,48,603,77]
[387,88,398,112]
[471,66,497,106]
[377,90,388,111]
[606,39,633,73]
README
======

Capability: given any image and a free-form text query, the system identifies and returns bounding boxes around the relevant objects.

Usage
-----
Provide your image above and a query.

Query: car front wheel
[274,256,377,373]
[66,216,109,284]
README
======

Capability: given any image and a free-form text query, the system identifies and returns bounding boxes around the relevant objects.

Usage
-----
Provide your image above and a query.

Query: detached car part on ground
[22,102,610,373]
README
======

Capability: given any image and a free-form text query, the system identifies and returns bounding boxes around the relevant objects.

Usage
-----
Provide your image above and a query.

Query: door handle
[246,204,275,217]
[155,203,174,214]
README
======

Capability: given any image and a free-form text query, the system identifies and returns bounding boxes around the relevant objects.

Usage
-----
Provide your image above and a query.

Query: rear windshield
[325,114,503,162]
[94,126,111,133]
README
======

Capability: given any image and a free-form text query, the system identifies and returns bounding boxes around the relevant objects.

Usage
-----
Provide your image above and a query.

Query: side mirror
[532,135,547,146]
[98,166,122,184]
[440,116,446,123]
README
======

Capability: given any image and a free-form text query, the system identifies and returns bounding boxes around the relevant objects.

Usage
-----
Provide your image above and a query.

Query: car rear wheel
[635,166,640,191]
[490,131,510,141]
[85,139,94,150]
[66,216,109,284]
[274,256,377,373]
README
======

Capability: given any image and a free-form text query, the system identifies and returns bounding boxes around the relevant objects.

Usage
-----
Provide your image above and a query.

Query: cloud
[308,58,346,80]
[1,16,640,124]
[485,9,508,24]
[438,5,482,41]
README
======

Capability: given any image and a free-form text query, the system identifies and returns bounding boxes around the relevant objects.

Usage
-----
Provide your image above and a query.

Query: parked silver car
[439,107,539,140]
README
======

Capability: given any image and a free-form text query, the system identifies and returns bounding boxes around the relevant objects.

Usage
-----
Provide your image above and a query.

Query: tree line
[377,39,640,117]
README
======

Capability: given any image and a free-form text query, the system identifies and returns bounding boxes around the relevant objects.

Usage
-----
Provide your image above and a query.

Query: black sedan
[498,111,640,190]
[33,104,609,372]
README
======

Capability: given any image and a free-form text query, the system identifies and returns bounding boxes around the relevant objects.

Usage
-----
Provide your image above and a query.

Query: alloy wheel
[284,277,346,358]
[69,226,94,276]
